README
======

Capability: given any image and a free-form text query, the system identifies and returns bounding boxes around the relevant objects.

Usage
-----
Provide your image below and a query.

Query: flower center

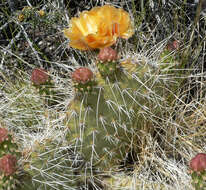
[112,23,119,35]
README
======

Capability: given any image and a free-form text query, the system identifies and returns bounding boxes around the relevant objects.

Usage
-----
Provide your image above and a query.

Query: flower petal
[63,5,134,50]
[119,10,134,38]
[85,33,116,49]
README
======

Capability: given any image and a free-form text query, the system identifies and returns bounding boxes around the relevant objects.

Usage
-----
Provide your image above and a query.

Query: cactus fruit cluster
[0,128,21,190]
[189,153,206,190]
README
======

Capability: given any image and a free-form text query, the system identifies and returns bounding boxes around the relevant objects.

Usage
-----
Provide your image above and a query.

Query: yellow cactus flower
[63,5,134,50]
[38,10,45,17]
[22,6,32,12]
[18,14,25,22]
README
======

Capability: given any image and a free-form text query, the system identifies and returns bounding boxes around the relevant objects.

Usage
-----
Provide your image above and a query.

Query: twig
[0,45,31,67]
[185,0,203,56]
[0,22,10,32]
[7,0,17,12]
[25,0,32,7]
[18,24,42,67]
[0,31,22,68]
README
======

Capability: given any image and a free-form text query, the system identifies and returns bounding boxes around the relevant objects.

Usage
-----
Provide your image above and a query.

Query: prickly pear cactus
[66,47,157,169]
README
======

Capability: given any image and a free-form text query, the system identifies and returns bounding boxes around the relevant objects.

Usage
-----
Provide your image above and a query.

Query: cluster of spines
[23,140,91,189]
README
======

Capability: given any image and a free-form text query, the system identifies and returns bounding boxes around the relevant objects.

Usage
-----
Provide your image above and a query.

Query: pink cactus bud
[31,68,49,85]
[0,154,17,176]
[72,67,93,84]
[0,128,9,143]
[97,47,118,62]
[189,153,206,172]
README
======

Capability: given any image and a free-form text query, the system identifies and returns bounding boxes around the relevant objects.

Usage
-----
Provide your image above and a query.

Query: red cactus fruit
[72,67,93,84]
[167,40,179,51]
[0,128,9,143]
[31,68,49,85]
[97,47,118,62]
[0,154,17,176]
[190,153,206,172]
